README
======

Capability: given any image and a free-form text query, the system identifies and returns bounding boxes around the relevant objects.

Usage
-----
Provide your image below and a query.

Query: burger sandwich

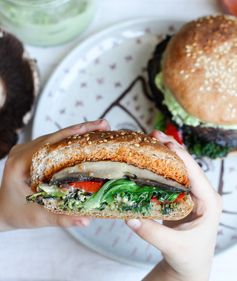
[27,130,193,220]
[148,15,237,159]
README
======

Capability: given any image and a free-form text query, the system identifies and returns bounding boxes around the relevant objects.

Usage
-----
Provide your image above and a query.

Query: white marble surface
[0,0,237,280]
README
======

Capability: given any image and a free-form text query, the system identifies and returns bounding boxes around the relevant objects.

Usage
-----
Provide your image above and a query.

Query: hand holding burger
[127,131,222,281]
[0,120,222,281]
[0,119,193,229]
[0,120,110,230]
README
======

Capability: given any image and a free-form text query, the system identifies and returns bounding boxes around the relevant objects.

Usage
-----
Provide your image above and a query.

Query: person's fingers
[163,206,202,229]
[150,130,183,148]
[151,130,215,202]
[47,214,91,228]
[34,207,91,228]
[46,119,110,144]
[168,143,218,204]
[7,119,111,178]
[126,219,178,253]
[17,119,110,155]
[150,131,203,180]
[163,196,205,229]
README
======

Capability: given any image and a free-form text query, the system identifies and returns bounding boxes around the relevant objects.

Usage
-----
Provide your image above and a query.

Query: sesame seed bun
[29,130,193,220]
[30,130,190,190]
[163,15,237,125]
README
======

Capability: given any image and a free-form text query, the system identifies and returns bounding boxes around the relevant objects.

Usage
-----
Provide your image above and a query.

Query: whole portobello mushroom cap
[0,29,40,159]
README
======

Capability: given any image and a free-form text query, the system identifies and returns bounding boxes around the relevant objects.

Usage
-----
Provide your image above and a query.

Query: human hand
[126,131,222,281]
[0,119,110,231]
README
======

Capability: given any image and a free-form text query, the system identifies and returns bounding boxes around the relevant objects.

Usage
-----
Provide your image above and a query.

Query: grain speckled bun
[163,15,237,125]
[30,130,190,190]
[29,130,194,220]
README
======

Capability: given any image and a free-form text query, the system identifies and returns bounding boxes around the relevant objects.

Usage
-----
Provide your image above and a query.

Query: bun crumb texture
[30,130,190,190]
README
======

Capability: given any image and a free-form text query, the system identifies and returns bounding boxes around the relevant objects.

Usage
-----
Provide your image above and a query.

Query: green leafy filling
[183,129,231,159]
[83,179,182,215]
[27,179,185,215]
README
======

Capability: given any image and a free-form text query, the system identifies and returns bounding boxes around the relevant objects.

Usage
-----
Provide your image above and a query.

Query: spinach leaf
[82,179,119,210]
[83,179,181,211]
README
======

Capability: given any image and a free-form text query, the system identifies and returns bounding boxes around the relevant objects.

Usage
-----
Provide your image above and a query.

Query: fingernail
[97,119,111,130]
[97,119,110,127]
[74,218,90,227]
[126,219,141,230]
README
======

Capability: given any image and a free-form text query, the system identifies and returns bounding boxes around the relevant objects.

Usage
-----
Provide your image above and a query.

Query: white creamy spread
[52,161,184,189]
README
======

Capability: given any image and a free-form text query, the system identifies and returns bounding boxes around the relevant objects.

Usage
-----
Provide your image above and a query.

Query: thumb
[126,219,177,253]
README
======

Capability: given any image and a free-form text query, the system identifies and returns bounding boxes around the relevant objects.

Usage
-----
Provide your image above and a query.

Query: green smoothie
[0,0,96,46]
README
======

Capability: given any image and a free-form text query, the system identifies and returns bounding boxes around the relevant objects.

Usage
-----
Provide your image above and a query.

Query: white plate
[33,18,237,267]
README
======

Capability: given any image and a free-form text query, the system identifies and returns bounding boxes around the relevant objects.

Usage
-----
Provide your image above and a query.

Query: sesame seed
[182,25,237,97]
[134,143,140,147]
[88,141,92,145]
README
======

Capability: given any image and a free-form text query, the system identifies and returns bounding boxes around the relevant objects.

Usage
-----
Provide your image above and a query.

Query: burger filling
[27,162,189,216]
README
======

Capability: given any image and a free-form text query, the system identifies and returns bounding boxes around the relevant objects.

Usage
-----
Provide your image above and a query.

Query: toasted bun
[30,130,190,190]
[42,194,194,221]
[163,15,237,125]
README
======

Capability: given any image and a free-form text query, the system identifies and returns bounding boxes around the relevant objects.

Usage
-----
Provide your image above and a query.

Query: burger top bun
[163,15,237,126]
